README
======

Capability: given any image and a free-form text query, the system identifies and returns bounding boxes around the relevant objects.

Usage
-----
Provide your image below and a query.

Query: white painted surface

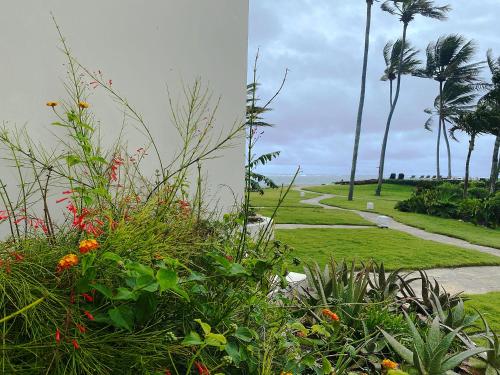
[0,1,248,214]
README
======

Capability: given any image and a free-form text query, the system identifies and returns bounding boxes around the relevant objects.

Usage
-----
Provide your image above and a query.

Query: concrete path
[284,189,500,295]
[298,191,500,258]
[423,266,500,295]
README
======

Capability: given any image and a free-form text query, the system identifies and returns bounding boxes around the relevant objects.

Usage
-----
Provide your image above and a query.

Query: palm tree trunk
[464,134,475,198]
[490,132,500,194]
[375,23,408,196]
[348,0,373,201]
[442,120,452,179]
[389,79,394,107]
[436,81,443,180]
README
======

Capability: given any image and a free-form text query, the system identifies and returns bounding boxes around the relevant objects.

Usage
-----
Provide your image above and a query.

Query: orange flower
[56,254,79,271]
[79,239,99,254]
[322,308,340,322]
[78,101,90,109]
[46,101,58,107]
[381,359,398,370]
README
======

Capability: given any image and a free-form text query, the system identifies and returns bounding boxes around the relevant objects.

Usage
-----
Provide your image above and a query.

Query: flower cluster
[79,239,99,254]
[321,308,340,322]
[381,359,399,370]
[109,155,124,182]
[56,254,79,272]
[67,203,104,236]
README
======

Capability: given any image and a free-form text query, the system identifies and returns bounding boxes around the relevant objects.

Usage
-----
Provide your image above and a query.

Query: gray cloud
[249,0,500,178]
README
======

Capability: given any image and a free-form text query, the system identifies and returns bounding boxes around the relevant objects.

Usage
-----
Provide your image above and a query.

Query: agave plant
[382,315,487,374]
[303,260,369,326]
[366,262,404,303]
[400,270,462,315]
[430,294,479,332]
[475,314,500,374]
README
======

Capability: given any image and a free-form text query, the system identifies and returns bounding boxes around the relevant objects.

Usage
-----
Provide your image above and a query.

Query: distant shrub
[397,183,499,228]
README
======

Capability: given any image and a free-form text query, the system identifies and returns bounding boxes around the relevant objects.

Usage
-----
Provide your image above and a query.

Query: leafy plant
[382,315,487,374]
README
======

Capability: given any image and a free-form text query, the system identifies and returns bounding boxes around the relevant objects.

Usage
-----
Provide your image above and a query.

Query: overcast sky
[248,0,500,178]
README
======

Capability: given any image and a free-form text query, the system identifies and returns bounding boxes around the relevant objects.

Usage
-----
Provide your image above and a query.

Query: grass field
[466,292,500,333]
[305,183,500,249]
[250,189,319,208]
[256,206,373,226]
[277,228,500,271]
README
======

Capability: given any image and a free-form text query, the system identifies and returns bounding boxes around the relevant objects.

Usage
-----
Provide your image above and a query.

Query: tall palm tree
[348,0,377,201]
[375,0,449,196]
[375,39,420,195]
[419,35,483,180]
[481,50,500,193]
[451,104,495,197]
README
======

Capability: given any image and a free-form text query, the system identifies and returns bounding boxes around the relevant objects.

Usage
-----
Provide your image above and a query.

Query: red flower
[72,339,80,350]
[75,323,86,334]
[83,310,95,321]
[55,328,61,344]
[225,255,234,262]
[164,370,172,375]
[56,197,68,204]
[12,252,24,261]
[81,293,94,302]
[194,362,210,375]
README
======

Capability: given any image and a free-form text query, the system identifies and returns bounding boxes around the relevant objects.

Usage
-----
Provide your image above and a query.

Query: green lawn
[305,183,500,249]
[256,206,373,226]
[277,228,500,271]
[465,292,500,333]
[250,189,319,208]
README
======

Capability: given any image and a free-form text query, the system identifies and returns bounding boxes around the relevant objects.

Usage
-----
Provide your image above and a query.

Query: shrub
[396,183,499,228]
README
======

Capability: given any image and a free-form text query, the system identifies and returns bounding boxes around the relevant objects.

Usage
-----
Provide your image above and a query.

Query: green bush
[396,183,499,228]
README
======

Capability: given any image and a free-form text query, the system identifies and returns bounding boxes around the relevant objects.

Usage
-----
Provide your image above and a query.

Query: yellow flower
[280,372,293,375]
[78,101,90,109]
[57,253,79,271]
[46,101,58,107]
[79,239,99,254]
[381,359,399,370]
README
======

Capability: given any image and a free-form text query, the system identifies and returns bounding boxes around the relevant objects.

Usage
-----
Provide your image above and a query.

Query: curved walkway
[284,189,500,295]
[298,191,500,258]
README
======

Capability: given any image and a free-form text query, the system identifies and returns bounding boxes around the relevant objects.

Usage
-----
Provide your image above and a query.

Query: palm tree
[451,104,496,197]
[375,0,450,196]
[481,50,500,193]
[375,39,420,195]
[419,35,483,180]
[348,0,377,201]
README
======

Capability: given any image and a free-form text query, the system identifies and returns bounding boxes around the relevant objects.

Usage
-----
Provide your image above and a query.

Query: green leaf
[156,268,177,292]
[194,319,211,335]
[65,155,81,167]
[108,306,134,331]
[92,284,113,299]
[182,331,203,346]
[234,327,254,342]
[228,263,249,276]
[102,252,122,263]
[81,252,96,276]
[51,121,72,128]
[205,332,227,348]
[113,287,138,301]
[322,357,333,374]
[90,156,108,165]
[381,329,414,365]
[127,262,154,277]
[441,347,489,372]
[135,293,157,324]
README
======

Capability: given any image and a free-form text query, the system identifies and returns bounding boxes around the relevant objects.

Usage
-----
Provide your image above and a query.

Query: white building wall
[0,0,248,214]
